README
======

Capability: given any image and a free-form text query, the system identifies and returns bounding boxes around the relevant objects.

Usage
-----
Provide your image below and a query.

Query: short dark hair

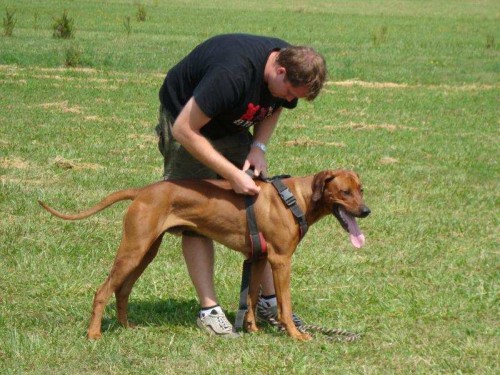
[276,46,327,101]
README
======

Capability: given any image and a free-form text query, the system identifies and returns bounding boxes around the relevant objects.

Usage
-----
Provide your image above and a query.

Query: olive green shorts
[155,105,252,180]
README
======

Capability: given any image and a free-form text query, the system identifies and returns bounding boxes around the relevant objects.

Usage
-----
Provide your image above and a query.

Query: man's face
[268,67,309,102]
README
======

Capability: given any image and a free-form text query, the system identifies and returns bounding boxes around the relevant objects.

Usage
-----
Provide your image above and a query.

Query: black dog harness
[269,178,308,238]
[234,174,308,331]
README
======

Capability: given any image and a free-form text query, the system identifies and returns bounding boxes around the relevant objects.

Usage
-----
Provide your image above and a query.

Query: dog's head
[312,170,370,248]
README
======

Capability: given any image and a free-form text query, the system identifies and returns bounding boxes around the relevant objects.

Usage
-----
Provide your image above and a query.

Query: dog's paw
[245,321,259,333]
[125,321,137,329]
[292,331,312,341]
[87,331,102,340]
[300,332,312,341]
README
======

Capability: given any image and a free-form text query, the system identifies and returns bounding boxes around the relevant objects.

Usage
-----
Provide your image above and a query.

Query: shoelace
[215,313,232,331]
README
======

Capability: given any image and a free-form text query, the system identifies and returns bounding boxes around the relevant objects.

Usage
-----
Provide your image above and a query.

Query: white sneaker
[196,309,240,338]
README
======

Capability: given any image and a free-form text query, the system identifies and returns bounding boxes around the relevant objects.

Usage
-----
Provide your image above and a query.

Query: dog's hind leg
[87,237,158,340]
[115,234,164,329]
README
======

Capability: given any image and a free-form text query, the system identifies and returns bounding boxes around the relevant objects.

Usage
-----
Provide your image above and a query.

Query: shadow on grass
[100,297,200,333]
[98,298,279,337]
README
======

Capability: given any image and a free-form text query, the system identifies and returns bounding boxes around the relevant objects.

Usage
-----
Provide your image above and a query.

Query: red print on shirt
[241,103,261,121]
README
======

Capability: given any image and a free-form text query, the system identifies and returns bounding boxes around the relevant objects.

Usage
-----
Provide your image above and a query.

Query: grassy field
[1,0,498,373]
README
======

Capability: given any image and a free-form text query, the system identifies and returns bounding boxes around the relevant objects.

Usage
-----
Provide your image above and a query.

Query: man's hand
[243,146,268,179]
[228,169,261,195]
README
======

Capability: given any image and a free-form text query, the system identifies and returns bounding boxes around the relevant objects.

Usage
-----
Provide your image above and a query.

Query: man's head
[268,46,327,102]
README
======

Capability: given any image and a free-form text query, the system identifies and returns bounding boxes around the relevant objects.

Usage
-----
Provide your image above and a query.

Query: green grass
[1,0,498,373]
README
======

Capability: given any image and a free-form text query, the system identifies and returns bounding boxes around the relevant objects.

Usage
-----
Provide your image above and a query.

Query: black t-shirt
[159,34,297,140]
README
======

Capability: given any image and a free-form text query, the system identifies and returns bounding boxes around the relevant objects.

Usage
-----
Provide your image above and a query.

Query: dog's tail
[38,188,140,220]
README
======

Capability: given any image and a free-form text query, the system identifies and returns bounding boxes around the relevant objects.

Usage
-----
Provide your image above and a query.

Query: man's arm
[244,107,283,178]
[171,97,260,195]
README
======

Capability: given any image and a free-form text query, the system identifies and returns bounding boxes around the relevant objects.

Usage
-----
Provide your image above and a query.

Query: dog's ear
[312,171,336,202]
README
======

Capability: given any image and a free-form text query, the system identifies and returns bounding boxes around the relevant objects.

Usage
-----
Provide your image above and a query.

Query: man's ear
[312,171,335,202]
[276,66,286,76]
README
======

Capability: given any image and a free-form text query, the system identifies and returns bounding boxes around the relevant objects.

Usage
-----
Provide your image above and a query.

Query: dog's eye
[342,190,352,196]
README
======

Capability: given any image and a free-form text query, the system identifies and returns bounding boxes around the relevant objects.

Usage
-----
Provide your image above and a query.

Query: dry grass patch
[53,156,103,170]
[380,156,399,164]
[326,79,499,92]
[127,134,157,150]
[83,115,104,122]
[325,122,415,132]
[1,156,29,169]
[327,79,409,89]
[282,137,346,148]
[127,134,157,143]
[0,78,27,85]
[37,67,98,74]
[0,176,58,186]
[287,123,307,130]
[32,74,129,85]
[38,101,82,114]
[1,65,162,92]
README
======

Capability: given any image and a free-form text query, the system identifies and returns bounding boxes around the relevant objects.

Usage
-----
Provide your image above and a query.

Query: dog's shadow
[101,297,212,333]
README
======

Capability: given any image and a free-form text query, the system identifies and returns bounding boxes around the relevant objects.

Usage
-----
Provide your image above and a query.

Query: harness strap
[244,195,267,260]
[270,179,308,239]
[235,194,268,331]
[234,259,252,331]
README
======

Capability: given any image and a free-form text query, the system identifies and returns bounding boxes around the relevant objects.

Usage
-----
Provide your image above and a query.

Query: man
[156,33,326,337]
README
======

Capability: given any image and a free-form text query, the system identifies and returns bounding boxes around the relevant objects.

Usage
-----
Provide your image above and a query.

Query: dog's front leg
[244,258,267,333]
[270,255,312,341]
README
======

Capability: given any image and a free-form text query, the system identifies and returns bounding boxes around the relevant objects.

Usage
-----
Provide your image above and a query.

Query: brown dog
[39,169,370,341]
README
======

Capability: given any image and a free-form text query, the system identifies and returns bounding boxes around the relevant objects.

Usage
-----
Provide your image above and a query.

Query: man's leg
[182,235,217,307]
[183,235,240,338]
[157,106,238,337]
[260,261,275,296]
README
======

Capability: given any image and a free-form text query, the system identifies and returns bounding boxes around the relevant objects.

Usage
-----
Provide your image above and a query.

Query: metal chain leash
[260,310,361,342]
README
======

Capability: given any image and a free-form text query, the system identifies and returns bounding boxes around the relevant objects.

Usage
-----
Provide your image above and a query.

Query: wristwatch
[251,141,267,153]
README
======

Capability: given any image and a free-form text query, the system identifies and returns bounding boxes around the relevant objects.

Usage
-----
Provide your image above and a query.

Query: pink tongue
[339,208,365,248]
[350,233,365,249]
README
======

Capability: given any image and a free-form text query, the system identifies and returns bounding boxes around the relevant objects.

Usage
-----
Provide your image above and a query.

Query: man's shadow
[99,298,237,333]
